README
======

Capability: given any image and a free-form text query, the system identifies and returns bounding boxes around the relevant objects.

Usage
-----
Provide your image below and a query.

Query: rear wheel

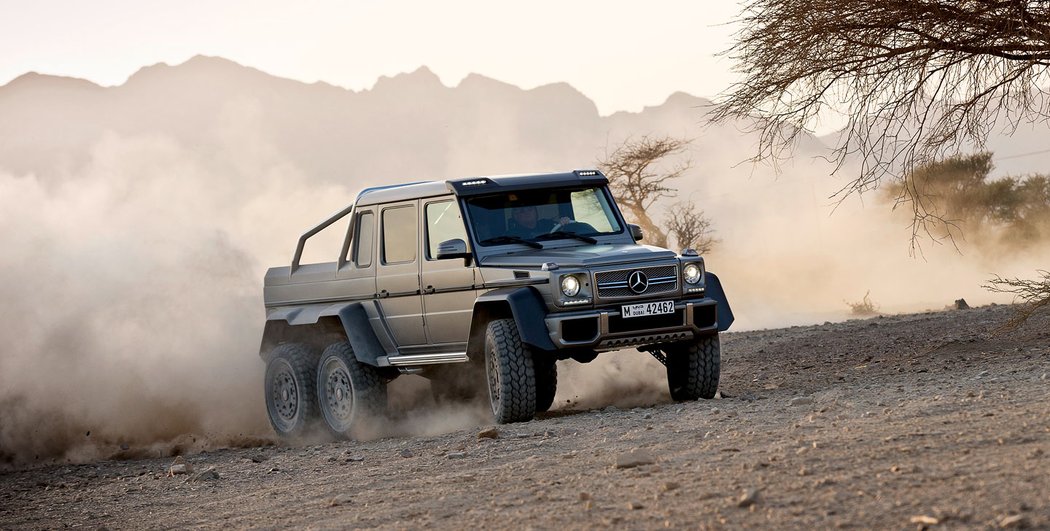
[666,334,721,400]
[534,357,557,413]
[317,342,387,440]
[485,319,536,423]
[264,343,320,439]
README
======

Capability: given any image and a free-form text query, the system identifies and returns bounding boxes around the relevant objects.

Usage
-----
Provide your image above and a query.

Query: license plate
[621,300,675,318]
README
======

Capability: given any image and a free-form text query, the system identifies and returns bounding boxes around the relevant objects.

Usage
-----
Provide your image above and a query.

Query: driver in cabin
[507,204,571,239]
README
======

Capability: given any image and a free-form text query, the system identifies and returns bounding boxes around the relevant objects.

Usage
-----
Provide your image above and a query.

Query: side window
[382,205,417,264]
[353,211,375,268]
[425,200,468,259]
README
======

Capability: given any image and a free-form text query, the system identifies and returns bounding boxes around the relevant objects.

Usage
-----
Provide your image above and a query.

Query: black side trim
[482,278,548,288]
[265,293,373,308]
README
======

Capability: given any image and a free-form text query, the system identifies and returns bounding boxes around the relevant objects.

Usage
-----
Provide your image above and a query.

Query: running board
[384,352,469,366]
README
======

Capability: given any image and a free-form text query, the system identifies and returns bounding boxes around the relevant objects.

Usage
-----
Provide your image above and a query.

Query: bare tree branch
[598,136,693,248]
[985,270,1050,330]
[713,0,1050,250]
[665,202,719,254]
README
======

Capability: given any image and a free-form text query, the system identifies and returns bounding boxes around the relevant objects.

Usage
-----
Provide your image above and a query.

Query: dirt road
[2,304,1048,529]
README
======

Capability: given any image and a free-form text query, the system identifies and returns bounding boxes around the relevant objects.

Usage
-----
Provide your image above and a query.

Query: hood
[478,244,677,268]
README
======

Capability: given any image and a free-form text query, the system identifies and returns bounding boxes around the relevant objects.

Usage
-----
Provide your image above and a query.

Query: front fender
[705,271,734,331]
[470,286,556,352]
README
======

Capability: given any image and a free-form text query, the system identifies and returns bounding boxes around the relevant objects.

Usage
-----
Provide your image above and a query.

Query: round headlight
[683,263,702,284]
[560,275,581,297]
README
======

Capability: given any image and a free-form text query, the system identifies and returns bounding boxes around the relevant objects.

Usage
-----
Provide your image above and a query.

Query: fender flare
[469,286,556,352]
[260,301,392,367]
[332,302,389,366]
[705,271,734,332]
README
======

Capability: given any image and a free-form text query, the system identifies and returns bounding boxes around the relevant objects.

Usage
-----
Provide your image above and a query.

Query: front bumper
[545,298,718,351]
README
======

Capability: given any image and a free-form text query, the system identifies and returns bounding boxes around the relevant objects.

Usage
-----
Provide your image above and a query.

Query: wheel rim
[269,361,299,431]
[486,345,502,416]
[320,357,355,432]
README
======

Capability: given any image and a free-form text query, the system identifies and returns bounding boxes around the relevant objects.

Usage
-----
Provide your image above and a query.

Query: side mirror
[436,238,470,260]
[628,224,644,241]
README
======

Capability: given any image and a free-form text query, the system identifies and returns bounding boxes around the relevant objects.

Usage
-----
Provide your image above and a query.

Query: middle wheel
[317,341,387,440]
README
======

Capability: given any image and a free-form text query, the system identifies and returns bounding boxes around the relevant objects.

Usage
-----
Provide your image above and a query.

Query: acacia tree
[885,152,1050,248]
[598,136,716,251]
[666,202,718,254]
[715,0,1050,320]
[714,0,1050,236]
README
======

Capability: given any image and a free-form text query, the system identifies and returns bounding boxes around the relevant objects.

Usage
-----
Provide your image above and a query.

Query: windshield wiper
[479,236,544,249]
[535,231,598,244]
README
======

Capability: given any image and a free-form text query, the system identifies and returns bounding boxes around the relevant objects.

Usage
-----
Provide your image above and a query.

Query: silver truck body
[259,170,732,436]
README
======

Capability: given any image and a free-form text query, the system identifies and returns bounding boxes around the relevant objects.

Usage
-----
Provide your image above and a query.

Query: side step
[383,352,469,367]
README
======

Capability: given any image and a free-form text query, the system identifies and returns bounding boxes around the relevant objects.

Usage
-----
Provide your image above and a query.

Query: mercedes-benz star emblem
[628,270,649,294]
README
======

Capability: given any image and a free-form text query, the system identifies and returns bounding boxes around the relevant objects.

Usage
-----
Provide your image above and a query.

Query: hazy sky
[1,0,742,115]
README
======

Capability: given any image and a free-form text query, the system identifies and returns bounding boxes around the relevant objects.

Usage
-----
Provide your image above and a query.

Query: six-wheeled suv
[260,170,733,439]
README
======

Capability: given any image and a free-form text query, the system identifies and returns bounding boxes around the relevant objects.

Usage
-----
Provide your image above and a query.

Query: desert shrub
[846,290,880,316]
[985,270,1050,330]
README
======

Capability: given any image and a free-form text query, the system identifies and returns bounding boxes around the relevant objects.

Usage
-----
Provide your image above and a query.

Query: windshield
[464,186,623,246]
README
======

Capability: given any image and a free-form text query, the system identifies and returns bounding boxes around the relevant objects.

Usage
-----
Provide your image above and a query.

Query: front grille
[595,265,678,299]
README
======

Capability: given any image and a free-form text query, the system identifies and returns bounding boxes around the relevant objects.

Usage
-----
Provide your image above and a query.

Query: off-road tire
[485,318,536,423]
[264,343,321,439]
[534,357,558,413]
[317,342,387,440]
[666,333,721,400]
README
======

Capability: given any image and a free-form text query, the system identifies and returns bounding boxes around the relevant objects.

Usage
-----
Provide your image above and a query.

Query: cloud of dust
[0,123,357,465]
[551,353,670,411]
[378,376,493,439]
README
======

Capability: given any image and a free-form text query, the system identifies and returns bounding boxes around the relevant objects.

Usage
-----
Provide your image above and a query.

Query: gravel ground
[2,304,1048,529]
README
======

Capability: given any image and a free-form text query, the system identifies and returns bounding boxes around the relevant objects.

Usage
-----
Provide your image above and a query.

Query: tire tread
[666,334,721,400]
[486,319,537,423]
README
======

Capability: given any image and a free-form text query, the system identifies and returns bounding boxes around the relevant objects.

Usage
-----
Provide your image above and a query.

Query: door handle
[378,289,389,298]
[423,285,436,294]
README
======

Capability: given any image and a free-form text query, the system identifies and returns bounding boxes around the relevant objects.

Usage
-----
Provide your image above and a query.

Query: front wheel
[485,319,536,423]
[665,334,721,400]
[317,342,387,440]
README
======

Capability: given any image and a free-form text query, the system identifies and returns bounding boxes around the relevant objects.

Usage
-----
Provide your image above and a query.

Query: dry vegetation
[845,290,880,316]
[717,0,1050,325]
[884,152,1050,252]
[715,0,1050,219]
[599,136,718,252]
[986,270,1050,330]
